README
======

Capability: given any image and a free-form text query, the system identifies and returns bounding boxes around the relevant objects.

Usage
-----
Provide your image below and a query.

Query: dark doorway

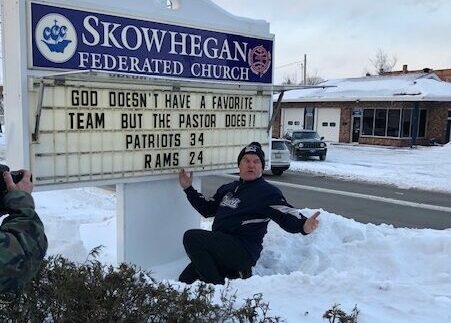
[304,108,315,130]
[446,120,451,143]
[352,116,361,142]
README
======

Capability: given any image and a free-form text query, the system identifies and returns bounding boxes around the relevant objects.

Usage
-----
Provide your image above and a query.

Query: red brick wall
[433,70,451,82]
[385,69,451,82]
[424,102,449,143]
[340,107,352,142]
[358,137,430,146]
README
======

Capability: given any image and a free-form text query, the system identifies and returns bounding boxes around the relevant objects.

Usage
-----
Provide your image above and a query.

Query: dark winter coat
[0,191,48,294]
[183,176,307,264]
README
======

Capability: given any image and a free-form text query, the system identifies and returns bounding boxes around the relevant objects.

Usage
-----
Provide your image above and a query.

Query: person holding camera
[0,168,48,294]
[178,142,320,285]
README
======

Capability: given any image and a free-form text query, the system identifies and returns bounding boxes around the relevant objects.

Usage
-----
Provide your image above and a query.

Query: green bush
[0,248,281,322]
[323,304,359,323]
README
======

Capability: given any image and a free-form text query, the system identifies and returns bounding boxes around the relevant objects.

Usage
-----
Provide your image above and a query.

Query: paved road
[201,171,451,230]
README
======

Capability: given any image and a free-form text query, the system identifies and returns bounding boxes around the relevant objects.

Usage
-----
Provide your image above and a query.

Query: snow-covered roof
[279,73,451,102]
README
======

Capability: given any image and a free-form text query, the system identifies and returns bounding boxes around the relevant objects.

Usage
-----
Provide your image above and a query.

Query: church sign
[29,2,273,84]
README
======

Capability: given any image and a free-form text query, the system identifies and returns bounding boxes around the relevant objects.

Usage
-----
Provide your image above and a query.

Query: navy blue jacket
[184,176,308,264]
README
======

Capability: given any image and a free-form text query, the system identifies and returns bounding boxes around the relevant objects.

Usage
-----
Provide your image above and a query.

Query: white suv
[270,139,290,175]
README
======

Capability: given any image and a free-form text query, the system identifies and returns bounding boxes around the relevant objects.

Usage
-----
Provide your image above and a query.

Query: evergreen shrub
[0,248,281,322]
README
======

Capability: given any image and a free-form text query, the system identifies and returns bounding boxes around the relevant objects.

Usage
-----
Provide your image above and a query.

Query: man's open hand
[303,211,320,234]
[178,169,193,189]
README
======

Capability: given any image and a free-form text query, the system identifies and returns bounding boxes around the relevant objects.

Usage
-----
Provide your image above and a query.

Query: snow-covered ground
[290,143,451,194]
[1,133,450,323]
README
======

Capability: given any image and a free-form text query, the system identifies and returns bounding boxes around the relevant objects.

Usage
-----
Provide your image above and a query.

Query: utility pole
[303,54,307,85]
[300,63,304,85]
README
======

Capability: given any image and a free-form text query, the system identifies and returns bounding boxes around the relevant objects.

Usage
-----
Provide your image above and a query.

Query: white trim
[270,205,303,218]
[280,96,451,103]
[242,218,270,225]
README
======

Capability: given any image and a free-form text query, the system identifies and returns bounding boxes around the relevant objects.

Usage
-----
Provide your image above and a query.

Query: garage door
[281,108,304,136]
[316,108,340,142]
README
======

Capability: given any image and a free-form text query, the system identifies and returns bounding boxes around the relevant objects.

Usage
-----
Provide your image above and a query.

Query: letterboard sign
[30,79,270,185]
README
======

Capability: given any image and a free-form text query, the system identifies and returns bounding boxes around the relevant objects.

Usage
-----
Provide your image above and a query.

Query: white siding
[281,108,304,136]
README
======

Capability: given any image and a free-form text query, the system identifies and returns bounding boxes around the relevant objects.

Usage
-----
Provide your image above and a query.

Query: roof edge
[277,96,451,103]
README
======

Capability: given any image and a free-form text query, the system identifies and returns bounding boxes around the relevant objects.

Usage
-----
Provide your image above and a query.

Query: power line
[275,61,303,69]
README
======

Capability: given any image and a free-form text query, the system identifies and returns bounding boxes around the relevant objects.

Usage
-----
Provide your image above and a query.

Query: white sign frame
[3,0,275,270]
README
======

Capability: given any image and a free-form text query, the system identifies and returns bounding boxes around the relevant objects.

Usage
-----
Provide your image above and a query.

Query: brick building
[272,73,451,147]
[386,65,451,83]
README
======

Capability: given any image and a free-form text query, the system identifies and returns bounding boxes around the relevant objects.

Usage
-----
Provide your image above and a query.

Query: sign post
[2,0,273,270]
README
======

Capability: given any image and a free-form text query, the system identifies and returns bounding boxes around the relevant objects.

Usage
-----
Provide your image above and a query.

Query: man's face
[239,154,263,181]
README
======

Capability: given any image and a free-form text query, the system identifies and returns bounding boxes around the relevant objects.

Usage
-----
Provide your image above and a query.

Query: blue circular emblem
[35,13,77,63]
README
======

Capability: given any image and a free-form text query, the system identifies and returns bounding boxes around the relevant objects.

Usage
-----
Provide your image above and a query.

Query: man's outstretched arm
[179,169,221,218]
[264,192,320,235]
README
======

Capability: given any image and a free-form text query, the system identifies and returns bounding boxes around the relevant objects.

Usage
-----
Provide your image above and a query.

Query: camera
[0,164,24,214]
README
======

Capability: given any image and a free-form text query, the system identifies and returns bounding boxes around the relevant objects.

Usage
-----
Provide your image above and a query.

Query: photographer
[0,169,47,294]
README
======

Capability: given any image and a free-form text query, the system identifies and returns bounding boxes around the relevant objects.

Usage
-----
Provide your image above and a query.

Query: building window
[417,109,427,137]
[362,109,375,135]
[322,122,328,126]
[387,109,400,137]
[288,121,293,125]
[363,108,427,138]
[374,109,387,136]
[448,109,451,118]
[294,121,300,125]
[330,122,336,127]
[401,109,412,137]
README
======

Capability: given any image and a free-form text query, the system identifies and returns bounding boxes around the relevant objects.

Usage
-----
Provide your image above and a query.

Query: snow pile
[35,187,117,265]
[35,184,450,323]
[230,209,451,323]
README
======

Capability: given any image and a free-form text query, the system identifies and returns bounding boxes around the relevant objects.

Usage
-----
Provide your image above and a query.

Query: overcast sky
[1,1,449,85]
[211,0,451,83]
